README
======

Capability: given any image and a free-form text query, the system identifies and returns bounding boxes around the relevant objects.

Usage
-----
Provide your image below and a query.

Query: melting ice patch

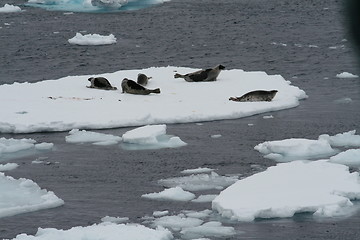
[212,160,360,222]
[142,186,196,202]
[180,221,236,239]
[158,172,238,191]
[66,129,122,145]
[336,72,359,78]
[0,66,306,134]
[0,172,64,218]
[68,33,117,46]
[0,4,22,12]
[121,125,187,150]
[10,222,173,240]
[26,0,170,12]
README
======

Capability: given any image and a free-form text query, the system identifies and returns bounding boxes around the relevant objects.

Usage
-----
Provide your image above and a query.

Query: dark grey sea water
[1,0,360,239]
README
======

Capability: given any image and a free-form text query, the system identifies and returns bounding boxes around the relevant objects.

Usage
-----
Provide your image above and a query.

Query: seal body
[229,90,278,102]
[87,77,117,90]
[174,64,225,82]
[121,78,160,95]
[137,73,152,86]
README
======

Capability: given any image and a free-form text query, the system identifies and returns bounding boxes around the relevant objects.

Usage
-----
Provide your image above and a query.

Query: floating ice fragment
[210,134,222,138]
[334,97,352,104]
[158,172,238,191]
[0,4,22,13]
[192,194,218,203]
[0,163,18,171]
[212,160,360,221]
[180,221,236,239]
[153,210,169,217]
[65,129,122,145]
[68,33,117,46]
[152,215,204,231]
[181,167,215,174]
[101,216,129,224]
[336,72,359,78]
[329,149,360,167]
[182,209,212,219]
[142,186,196,202]
[262,115,274,119]
[319,130,360,147]
[35,142,54,150]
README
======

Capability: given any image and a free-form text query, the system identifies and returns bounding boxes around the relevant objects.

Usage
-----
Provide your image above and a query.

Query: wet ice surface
[1,0,360,239]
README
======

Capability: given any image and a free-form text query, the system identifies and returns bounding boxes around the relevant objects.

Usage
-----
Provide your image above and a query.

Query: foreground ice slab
[0,172,64,218]
[212,160,360,221]
[68,33,117,46]
[10,223,173,240]
[66,129,122,145]
[0,67,306,133]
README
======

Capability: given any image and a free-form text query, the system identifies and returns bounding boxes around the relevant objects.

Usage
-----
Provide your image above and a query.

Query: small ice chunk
[68,33,117,46]
[35,142,54,150]
[65,129,122,145]
[210,134,222,138]
[101,216,129,224]
[180,221,236,239]
[142,187,196,202]
[152,215,204,231]
[336,72,359,78]
[153,210,169,217]
[0,4,22,13]
[158,172,238,191]
[0,163,18,171]
[319,130,360,147]
[181,167,215,174]
[192,194,218,203]
[263,115,274,119]
[182,209,212,219]
[329,149,360,167]
[334,97,352,104]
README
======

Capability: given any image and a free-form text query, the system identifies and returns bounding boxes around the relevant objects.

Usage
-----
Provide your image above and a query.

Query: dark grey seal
[174,64,225,82]
[87,77,117,90]
[229,90,278,102]
[137,73,152,86]
[121,78,160,95]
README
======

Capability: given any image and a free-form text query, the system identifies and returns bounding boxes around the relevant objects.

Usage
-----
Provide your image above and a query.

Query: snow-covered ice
[254,138,337,162]
[101,216,129,224]
[0,66,306,133]
[142,186,196,202]
[212,160,360,221]
[158,172,239,191]
[121,125,187,150]
[0,4,22,13]
[66,129,122,145]
[0,163,18,171]
[68,33,117,45]
[329,149,360,167]
[180,221,236,239]
[10,222,173,240]
[336,72,359,78]
[319,130,360,147]
[0,172,64,218]
[181,167,215,174]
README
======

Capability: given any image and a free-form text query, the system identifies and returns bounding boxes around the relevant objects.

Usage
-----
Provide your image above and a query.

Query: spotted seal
[174,64,225,82]
[121,78,160,95]
[87,77,117,90]
[137,73,152,86]
[229,90,278,102]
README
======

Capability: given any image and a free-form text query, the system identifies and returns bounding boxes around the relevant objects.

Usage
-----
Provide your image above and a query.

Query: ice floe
[142,186,195,202]
[0,66,306,133]
[0,4,22,13]
[0,163,18,171]
[66,129,122,145]
[9,223,173,240]
[121,124,187,150]
[336,72,359,78]
[0,172,64,218]
[180,221,236,239]
[329,149,360,167]
[254,138,337,162]
[191,194,218,203]
[181,167,215,174]
[152,215,204,231]
[319,130,360,147]
[212,160,360,221]
[68,33,117,45]
[158,172,239,191]
[101,216,129,224]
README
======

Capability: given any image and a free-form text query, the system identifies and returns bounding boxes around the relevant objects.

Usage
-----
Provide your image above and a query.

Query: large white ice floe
[254,138,337,162]
[0,172,64,218]
[212,160,360,222]
[10,222,173,240]
[121,124,187,150]
[158,172,239,191]
[0,66,306,133]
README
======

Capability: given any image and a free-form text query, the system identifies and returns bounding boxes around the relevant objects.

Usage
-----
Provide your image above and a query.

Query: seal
[137,73,152,86]
[121,78,160,95]
[174,65,225,82]
[87,77,117,90]
[229,90,278,102]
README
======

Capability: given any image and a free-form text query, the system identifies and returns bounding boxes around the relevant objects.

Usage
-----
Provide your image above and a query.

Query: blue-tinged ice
[26,0,169,12]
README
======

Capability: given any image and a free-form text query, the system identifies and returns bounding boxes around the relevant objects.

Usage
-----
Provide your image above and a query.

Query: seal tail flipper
[174,73,185,79]
[150,88,161,94]
[229,97,240,102]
